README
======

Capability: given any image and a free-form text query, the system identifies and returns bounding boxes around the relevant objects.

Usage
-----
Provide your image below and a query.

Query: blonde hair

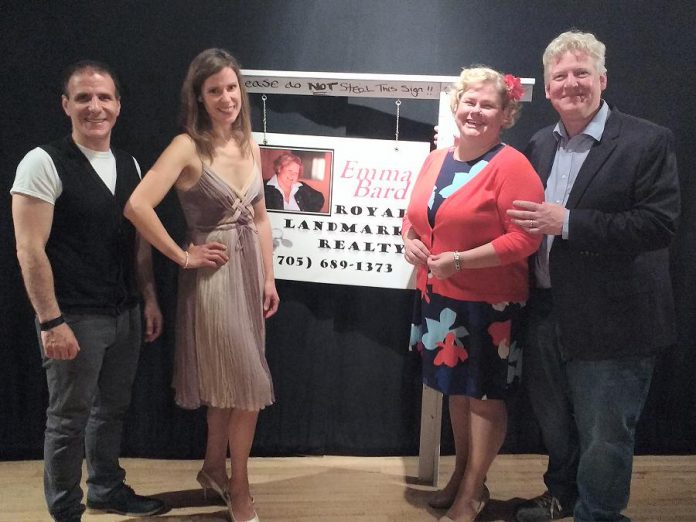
[180,48,252,161]
[273,152,304,177]
[448,66,521,129]
[543,30,606,81]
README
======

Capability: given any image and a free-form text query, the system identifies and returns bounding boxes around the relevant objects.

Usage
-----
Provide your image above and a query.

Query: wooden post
[417,384,443,485]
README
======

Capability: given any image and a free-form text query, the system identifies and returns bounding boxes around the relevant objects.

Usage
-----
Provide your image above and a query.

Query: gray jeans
[39,307,142,521]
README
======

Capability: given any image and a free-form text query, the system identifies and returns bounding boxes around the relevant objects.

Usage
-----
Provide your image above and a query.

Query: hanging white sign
[255,132,430,289]
[242,70,535,101]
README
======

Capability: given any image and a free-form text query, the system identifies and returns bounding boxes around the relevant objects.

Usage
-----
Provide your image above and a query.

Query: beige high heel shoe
[226,494,259,522]
[196,469,228,502]
[438,486,489,522]
[229,512,260,522]
[430,484,489,510]
[429,489,456,510]
[227,505,260,521]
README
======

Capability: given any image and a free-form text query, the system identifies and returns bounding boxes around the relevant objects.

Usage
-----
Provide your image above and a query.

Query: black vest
[42,136,140,315]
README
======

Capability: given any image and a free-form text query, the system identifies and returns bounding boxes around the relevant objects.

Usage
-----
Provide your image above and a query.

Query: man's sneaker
[514,491,573,521]
[86,484,165,516]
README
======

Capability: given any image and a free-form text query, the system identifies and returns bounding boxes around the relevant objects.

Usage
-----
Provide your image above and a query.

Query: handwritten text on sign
[245,77,441,99]
[242,70,534,101]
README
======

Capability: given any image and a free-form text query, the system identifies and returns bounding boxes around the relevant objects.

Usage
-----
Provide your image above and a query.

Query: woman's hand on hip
[185,242,229,269]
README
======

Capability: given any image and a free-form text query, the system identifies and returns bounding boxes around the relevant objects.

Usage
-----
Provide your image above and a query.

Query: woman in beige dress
[124,48,278,522]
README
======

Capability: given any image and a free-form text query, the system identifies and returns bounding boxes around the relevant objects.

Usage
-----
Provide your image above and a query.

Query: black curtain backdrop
[1,0,695,460]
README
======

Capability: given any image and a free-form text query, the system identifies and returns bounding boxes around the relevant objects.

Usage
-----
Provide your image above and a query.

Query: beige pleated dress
[173,164,274,411]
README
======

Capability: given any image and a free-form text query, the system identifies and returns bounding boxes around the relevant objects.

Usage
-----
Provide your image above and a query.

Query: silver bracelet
[453,251,461,272]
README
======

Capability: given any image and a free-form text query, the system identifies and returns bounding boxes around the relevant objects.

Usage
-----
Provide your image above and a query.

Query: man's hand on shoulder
[41,323,80,360]
[508,200,566,236]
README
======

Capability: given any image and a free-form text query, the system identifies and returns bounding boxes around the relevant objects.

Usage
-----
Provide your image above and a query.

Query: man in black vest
[11,61,165,521]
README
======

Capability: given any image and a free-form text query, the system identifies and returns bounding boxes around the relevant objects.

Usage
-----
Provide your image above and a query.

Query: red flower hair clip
[504,74,524,102]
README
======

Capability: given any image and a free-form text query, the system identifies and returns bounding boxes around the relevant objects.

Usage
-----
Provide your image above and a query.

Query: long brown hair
[180,48,252,160]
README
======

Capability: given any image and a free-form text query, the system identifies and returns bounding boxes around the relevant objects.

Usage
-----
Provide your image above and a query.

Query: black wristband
[39,315,65,331]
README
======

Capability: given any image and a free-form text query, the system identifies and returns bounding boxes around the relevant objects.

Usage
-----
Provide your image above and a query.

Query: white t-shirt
[11,144,141,204]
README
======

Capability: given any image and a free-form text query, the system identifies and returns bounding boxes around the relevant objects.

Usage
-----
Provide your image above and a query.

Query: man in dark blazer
[508,31,680,522]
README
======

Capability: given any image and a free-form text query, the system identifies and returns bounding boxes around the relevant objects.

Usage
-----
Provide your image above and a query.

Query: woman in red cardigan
[403,67,544,522]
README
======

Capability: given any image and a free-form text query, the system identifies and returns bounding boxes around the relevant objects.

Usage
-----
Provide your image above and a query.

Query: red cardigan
[404,146,544,303]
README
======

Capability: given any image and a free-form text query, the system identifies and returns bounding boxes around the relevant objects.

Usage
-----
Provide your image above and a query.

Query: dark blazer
[264,181,325,212]
[526,107,680,360]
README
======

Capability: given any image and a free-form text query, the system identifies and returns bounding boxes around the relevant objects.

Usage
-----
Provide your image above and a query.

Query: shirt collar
[267,174,301,193]
[553,100,611,142]
[267,174,281,188]
[75,142,114,158]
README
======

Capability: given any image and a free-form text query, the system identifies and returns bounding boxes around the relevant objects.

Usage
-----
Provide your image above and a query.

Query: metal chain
[394,99,401,151]
[261,94,268,145]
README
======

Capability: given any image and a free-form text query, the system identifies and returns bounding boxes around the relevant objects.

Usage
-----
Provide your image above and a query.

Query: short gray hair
[543,31,606,81]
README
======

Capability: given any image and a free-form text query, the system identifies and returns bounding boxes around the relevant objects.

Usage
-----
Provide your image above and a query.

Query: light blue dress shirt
[534,101,611,288]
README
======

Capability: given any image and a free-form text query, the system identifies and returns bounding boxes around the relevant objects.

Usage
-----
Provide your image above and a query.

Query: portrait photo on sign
[261,146,333,214]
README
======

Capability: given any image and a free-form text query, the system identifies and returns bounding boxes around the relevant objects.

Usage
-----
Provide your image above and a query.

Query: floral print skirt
[410,287,524,399]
